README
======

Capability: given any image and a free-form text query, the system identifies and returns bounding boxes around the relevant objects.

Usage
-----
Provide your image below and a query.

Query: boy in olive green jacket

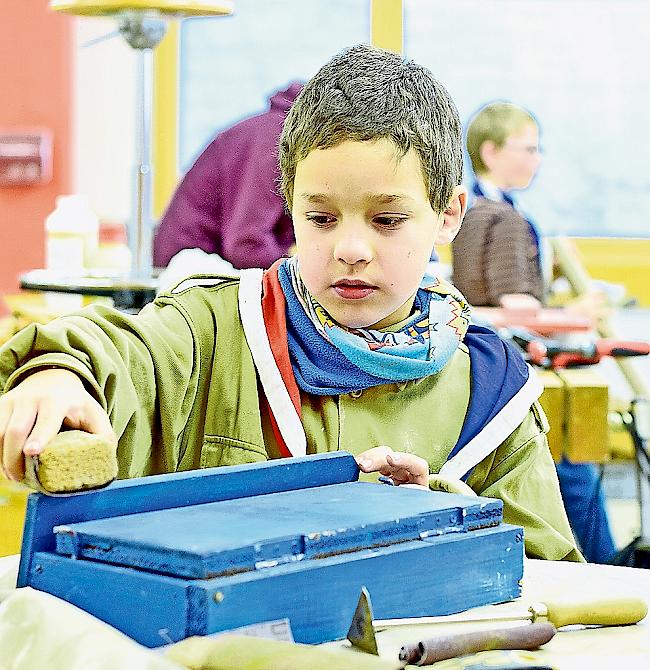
[0,45,580,562]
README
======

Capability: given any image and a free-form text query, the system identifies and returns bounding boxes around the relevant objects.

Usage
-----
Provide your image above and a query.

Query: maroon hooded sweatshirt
[153,82,302,269]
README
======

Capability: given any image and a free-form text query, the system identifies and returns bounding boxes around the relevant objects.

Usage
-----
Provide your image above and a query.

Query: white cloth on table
[0,555,179,670]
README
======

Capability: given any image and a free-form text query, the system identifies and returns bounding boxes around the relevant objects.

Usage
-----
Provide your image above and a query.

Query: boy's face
[291,139,465,329]
[482,122,541,190]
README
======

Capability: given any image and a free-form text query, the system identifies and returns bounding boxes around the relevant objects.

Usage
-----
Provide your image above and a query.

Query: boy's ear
[435,185,467,245]
[479,140,497,171]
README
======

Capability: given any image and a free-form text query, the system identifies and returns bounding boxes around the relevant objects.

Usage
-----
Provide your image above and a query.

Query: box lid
[53,481,502,579]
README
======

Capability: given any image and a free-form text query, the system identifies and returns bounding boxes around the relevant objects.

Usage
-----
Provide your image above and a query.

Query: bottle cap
[98,221,128,245]
[55,194,91,210]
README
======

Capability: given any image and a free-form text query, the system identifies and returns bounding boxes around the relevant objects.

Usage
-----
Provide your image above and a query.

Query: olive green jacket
[0,276,581,562]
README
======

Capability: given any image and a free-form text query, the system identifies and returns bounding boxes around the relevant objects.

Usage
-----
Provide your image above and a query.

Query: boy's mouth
[332,279,377,300]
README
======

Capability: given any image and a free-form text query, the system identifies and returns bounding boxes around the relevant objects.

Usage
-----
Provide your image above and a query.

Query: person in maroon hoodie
[153,82,303,269]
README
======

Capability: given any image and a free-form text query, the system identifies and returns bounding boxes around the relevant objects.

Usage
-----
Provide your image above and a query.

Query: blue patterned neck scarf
[277,257,471,395]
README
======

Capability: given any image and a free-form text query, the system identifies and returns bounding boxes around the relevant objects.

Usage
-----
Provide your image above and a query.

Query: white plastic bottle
[45,194,99,272]
[44,194,99,311]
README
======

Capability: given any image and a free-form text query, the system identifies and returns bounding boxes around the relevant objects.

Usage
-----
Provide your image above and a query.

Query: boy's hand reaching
[0,368,115,482]
[356,446,429,487]
[566,289,612,323]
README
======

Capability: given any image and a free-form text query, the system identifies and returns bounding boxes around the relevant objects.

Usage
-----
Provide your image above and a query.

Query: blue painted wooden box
[18,452,524,647]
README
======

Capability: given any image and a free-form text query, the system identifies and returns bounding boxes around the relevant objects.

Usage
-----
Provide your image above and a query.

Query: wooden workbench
[1,556,649,668]
[323,559,650,668]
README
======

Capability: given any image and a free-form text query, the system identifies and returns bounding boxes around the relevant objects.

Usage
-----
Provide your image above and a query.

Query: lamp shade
[50,0,233,17]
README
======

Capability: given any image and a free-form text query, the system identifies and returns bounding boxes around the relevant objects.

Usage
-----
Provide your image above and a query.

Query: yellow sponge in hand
[24,430,118,494]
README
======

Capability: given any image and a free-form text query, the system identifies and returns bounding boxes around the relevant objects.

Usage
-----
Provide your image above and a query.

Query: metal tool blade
[346,588,534,656]
[346,587,380,655]
[373,610,534,630]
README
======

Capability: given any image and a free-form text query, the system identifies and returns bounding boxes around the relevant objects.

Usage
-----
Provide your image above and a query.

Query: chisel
[371,595,648,629]
[347,587,648,659]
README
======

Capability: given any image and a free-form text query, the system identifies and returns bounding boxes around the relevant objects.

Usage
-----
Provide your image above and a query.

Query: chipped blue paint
[19,452,523,648]
[52,483,502,579]
[18,451,358,586]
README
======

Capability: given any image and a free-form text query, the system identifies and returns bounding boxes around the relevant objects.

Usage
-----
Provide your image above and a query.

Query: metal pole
[120,12,165,278]
[133,46,154,278]
[631,399,650,538]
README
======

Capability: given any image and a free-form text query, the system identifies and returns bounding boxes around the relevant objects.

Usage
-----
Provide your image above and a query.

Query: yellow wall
[572,238,650,308]
[153,23,179,219]
[371,0,403,54]
[0,480,28,557]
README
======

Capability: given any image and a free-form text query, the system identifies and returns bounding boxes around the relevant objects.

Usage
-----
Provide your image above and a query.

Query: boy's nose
[333,224,373,266]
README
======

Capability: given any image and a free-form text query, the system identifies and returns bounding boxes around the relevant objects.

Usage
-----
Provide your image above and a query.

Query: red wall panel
[0,0,73,299]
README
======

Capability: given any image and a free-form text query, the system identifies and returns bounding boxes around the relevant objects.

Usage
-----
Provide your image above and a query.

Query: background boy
[452,102,544,307]
[452,101,615,563]
[0,46,579,561]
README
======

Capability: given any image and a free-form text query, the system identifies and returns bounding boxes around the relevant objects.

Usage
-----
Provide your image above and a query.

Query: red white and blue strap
[238,266,306,457]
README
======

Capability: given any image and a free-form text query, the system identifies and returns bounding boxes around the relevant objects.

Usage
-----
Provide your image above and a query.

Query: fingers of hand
[356,447,429,487]
[355,445,394,472]
[0,398,13,480]
[1,400,38,481]
[0,370,114,482]
[27,399,74,459]
[72,397,115,444]
[385,452,429,486]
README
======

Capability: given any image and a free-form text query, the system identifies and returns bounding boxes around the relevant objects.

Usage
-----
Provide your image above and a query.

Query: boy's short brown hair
[279,44,463,214]
[466,102,537,176]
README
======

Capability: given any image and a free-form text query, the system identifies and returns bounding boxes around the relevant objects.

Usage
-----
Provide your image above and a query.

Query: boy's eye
[305,213,336,227]
[373,215,406,229]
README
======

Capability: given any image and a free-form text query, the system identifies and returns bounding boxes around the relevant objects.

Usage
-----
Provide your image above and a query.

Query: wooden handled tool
[371,596,648,630]
[399,622,557,665]
[347,588,648,658]
[525,597,648,628]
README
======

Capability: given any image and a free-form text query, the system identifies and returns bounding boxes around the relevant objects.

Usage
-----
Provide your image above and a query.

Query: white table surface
[2,554,649,668]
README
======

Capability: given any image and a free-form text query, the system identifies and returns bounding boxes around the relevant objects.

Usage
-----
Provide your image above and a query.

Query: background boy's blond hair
[466,102,537,176]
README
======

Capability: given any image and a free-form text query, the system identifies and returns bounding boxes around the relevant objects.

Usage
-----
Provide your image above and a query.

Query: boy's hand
[0,368,115,482]
[356,446,429,487]
[499,293,541,313]
[566,289,612,323]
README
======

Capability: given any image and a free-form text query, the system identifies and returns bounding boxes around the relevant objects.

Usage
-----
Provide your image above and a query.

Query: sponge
[24,430,118,494]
